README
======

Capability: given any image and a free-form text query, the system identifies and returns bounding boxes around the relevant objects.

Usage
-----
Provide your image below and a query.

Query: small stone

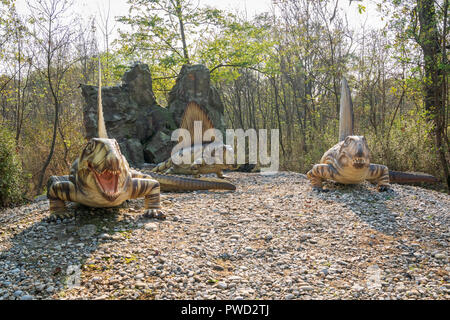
[395,284,407,292]
[217,282,228,290]
[13,290,23,297]
[91,277,102,283]
[20,295,33,300]
[264,233,273,241]
[434,253,446,259]
[299,285,314,292]
[78,224,97,238]
[99,233,112,240]
[213,265,224,271]
[218,253,231,260]
[145,223,158,231]
[135,273,145,280]
[406,289,419,297]
[352,284,364,292]
[285,293,295,299]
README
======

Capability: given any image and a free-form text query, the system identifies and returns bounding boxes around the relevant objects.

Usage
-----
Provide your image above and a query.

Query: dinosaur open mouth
[89,164,121,199]
[352,158,366,169]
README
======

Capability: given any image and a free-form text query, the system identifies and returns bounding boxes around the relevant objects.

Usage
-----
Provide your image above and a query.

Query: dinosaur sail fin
[179,101,215,147]
[339,77,354,142]
[97,58,108,139]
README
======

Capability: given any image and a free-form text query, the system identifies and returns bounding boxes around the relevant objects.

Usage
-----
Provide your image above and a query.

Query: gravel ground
[0,172,448,300]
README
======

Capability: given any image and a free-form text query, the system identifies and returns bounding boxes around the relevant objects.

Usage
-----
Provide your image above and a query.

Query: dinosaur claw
[377,185,390,192]
[47,210,73,222]
[312,187,329,193]
[144,209,166,220]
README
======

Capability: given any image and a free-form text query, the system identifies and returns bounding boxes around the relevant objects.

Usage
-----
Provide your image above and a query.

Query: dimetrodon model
[307,78,438,192]
[151,101,237,178]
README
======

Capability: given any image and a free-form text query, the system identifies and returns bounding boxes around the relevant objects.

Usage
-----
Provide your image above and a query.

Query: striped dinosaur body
[307,78,438,192]
[151,141,236,178]
[46,62,234,220]
[307,135,390,191]
[47,138,162,214]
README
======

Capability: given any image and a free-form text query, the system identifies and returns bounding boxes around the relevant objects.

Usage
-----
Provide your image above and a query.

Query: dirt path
[0,172,448,300]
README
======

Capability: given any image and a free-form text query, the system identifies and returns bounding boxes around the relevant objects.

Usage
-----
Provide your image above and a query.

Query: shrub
[0,126,25,207]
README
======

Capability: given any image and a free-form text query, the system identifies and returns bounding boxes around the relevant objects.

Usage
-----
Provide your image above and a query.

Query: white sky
[14,0,386,47]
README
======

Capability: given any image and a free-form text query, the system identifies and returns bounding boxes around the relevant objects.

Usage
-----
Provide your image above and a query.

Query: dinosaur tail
[389,170,440,184]
[148,172,236,191]
[339,77,354,142]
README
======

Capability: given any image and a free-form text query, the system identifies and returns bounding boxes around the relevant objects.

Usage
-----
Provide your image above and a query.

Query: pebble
[299,285,314,292]
[352,284,365,292]
[13,290,23,297]
[78,224,97,238]
[217,282,228,290]
[91,277,102,283]
[144,223,158,231]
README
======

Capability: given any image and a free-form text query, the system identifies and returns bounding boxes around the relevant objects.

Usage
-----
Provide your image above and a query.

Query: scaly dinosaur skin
[307,135,390,192]
[152,142,237,178]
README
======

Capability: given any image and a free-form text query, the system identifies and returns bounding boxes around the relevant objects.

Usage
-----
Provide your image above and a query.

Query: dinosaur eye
[84,141,95,154]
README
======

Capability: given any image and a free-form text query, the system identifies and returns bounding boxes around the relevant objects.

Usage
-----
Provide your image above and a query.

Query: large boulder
[80,63,226,167]
[119,138,145,167]
[81,63,159,142]
[168,64,226,134]
[143,131,175,164]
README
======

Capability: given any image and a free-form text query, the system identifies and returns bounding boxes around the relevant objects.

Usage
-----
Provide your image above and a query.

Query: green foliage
[198,13,275,83]
[0,126,25,207]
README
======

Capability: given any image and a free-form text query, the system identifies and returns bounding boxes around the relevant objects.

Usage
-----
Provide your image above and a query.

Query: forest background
[0,0,448,206]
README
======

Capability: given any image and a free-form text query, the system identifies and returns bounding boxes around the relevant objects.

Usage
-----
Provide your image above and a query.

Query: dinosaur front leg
[189,159,204,178]
[47,175,76,220]
[216,170,224,178]
[130,178,165,220]
[367,164,390,191]
[307,164,337,192]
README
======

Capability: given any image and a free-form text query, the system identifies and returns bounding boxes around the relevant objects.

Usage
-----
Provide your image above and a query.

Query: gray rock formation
[80,63,225,167]
[168,64,226,134]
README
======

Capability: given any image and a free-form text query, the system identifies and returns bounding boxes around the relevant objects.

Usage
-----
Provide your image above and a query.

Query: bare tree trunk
[416,0,450,189]
[173,0,190,64]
